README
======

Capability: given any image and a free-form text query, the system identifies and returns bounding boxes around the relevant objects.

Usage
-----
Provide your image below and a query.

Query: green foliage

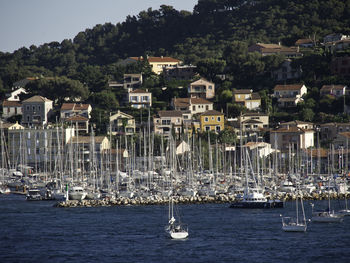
[218,128,237,145]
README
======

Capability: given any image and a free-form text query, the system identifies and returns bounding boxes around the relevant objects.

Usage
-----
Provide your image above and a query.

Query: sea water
[0,194,349,263]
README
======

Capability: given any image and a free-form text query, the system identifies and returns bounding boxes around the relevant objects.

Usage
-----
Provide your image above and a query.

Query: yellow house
[126,56,182,74]
[199,110,224,133]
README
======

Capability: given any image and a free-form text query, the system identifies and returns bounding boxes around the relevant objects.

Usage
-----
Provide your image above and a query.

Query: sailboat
[166,195,189,239]
[165,136,188,240]
[281,186,307,232]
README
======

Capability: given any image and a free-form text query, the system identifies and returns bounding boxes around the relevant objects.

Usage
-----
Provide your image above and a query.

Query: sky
[0,0,199,53]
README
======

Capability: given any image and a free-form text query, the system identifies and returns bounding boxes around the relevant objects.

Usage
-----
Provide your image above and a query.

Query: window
[217,117,221,122]
[208,85,212,90]
[216,126,221,132]
[26,106,30,111]
[205,117,209,122]
[192,105,196,111]
[38,106,41,111]
[32,106,36,111]
[205,126,210,131]
[206,105,209,110]
[211,117,214,121]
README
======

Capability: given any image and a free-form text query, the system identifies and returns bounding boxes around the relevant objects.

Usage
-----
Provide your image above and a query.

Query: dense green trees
[0,0,350,130]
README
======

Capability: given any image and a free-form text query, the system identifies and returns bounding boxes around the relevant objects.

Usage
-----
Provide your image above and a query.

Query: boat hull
[170,231,188,239]
[230,200,284,209]
[282,224,307,232]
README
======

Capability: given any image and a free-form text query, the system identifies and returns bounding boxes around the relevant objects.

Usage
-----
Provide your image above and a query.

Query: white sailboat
[281,187,307,232]
[165,136,188,240]
[166,195,189,239]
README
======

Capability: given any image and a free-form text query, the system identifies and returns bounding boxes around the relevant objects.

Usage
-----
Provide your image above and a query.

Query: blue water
[0,195,349,263]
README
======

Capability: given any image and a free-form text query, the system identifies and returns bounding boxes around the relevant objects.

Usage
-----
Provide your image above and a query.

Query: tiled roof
[23,95,52,103]
[200,110,223,116]
[251,92,261,100]
[321,85,346,91]
[295,39,313,45]
[190,78,213,86]
[271,126,314,133]
[158,110,183,118]
[173,97,212,107]
[61,103,90,111]
[274,84,304,91]
[2,100,21,107]
[130,89,150,94]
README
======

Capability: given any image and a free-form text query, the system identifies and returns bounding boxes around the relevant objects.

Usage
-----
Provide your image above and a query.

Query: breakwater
[54,192,349,208]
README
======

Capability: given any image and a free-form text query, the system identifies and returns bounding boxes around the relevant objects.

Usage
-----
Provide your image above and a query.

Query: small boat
[68,186,87,201]
[26,189,42,201]
[311,204,344,223]
[166,196,188,240]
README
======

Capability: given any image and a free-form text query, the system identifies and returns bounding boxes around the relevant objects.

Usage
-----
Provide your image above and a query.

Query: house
[279,120,314,130]
[120,56,182,75]
[248,43,301,58]
[172,97,213,120]
[5,87,27,101]
[233,89,261,110]
[271,59,302,81]
[333,132,350,149]
[123,73,142,91]
[238,112,269,131]
[331,57,350,77]
[244,142,275,158]
[7,127,74,168]
[295,38,314,48]
[60,103,92,120]
[320,85,347,97]
[128,89,152,109]
[21,95,53,126]
[325,39,350,52]
[65,115,89,134]
[109,110,136,136]
[270,126,314,151]
[323,33,349,44]
[319,123,350,142]
[163,65,197,80]
[273,84,307,108]
[2,101,22,119]
[199,110,224,133]
[68,136,110,163]
[188,78,215,100]
[153,110,183,135]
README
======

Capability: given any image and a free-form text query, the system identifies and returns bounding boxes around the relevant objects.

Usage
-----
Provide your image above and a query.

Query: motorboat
[26,189,42,201]
[68,186,87,201]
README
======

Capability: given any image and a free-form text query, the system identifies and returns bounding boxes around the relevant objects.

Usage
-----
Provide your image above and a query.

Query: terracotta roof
[254,43,281,49]
[281,120,314,126]
[2,100,21,107]
[66,115,89,122]
[158,110,183,118]
[200,110,223,116]
[339,132,350,139]
[130,89,150,94]
[304,148,328,158]
[320,85,346,91]
[173,97,212,107]
[271,126,314,133]
[274,84,305,91]
[295,39,313,45]
[23,95,52,103]
[242,112,268,117]
[129,56,181,63]
[61,103,91,111]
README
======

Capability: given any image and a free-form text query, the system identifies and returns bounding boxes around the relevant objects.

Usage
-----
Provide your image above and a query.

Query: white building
[22,96,53,126]
[128,89,152,109]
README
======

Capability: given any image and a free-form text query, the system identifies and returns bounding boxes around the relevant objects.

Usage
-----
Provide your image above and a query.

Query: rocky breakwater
[54,194,236,208]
